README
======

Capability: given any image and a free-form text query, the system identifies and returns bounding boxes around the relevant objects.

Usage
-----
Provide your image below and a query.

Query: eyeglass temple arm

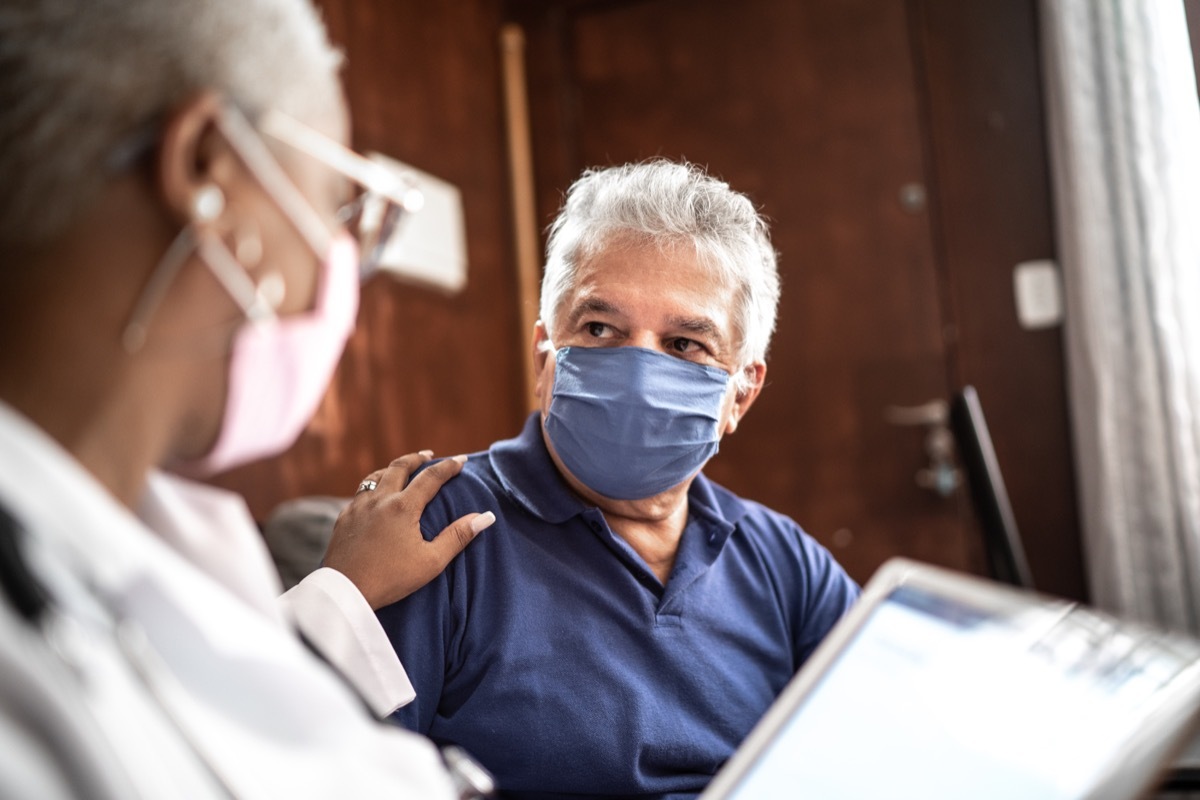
[259,110,423,211]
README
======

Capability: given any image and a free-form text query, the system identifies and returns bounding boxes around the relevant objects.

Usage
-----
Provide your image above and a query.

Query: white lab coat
[0,401,456,799]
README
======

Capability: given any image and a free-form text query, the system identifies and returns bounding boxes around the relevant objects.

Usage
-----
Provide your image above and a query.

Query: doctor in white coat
[0,0,495,797]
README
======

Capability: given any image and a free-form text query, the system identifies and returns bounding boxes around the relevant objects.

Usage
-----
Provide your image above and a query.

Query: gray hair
[540,160,781,385]
[0,0,343,246]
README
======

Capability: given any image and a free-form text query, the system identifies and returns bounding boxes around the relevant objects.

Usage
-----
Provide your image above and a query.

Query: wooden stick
[500,23,541,411]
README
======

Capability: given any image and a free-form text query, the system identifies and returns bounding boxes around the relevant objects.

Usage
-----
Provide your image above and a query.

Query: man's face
[533,237,765,509]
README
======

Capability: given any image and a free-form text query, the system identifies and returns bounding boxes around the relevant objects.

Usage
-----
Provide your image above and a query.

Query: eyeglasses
[117,103,425,353]
[109,105,424,278]
[220,105,425,277]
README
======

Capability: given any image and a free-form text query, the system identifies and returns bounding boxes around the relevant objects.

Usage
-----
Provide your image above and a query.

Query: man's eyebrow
[668,315,727,348]
[565,298,623,327]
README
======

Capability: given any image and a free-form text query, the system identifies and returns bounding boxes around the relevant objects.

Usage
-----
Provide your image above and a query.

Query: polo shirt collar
[490,413,753,528]
[489,413,590,524]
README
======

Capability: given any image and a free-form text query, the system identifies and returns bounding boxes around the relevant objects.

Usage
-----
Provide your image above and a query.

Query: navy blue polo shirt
[378,413,859,799]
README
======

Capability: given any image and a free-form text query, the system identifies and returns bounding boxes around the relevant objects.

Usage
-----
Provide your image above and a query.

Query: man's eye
[670,338,701,354]
[586,322,611,338]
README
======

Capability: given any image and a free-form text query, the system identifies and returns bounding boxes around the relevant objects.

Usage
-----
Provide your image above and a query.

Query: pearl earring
[234,226,263,268]
[256,271,287,312]
[191,185,225,222]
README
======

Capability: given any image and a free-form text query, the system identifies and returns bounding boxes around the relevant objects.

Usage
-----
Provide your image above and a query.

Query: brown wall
[210,0,1085,601]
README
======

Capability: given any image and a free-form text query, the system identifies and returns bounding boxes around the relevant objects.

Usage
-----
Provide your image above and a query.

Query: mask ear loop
[213,103,333,259]
[193,231,279,323]
[122,189,279,354]
[122,227,280,355]
[123,226,199,353]
[731,363,756,399]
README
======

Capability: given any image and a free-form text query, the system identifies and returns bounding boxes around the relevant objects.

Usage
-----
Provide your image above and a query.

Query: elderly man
[378,161,860,798]
[0,1,494,797]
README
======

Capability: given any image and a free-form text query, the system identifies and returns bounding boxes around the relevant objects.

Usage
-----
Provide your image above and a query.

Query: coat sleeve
[280,567,417,717]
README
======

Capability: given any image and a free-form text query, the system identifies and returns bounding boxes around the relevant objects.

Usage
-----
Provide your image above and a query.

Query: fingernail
[470,511,496,534]
[452,454,468,464]
[419,449,434,458]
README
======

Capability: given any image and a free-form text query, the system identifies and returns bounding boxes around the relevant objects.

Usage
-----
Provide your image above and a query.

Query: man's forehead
[561,253,736,344]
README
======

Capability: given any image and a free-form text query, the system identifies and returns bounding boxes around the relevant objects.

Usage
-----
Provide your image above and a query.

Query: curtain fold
[1040,0,1200,633]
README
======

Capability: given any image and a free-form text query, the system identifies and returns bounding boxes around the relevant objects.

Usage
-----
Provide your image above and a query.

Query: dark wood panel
[911,0,1086,600]
[210,0,527,520]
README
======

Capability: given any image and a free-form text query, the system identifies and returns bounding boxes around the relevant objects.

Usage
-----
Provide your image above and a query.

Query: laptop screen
[720,582,1200,800]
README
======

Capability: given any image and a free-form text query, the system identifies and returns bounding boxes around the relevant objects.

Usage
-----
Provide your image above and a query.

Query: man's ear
[531,321,554,404]
[532,321,552,369]
[156,91,239,226]
[724,362,766,435]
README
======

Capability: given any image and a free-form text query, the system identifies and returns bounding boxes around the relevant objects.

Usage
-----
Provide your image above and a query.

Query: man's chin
[562,465,694,522]
[540,421,699,517]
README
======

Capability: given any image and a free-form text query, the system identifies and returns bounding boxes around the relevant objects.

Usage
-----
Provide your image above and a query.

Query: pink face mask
[183,233,360,476]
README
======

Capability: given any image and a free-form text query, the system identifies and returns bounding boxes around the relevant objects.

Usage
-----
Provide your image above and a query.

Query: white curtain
[1041,0,1200,634]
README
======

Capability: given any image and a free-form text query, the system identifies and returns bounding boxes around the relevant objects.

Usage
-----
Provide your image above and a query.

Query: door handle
[885,399,960,498]
[884,399,947,426]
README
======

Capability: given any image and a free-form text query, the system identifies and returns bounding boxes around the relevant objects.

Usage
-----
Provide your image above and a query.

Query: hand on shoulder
[322,451,495,610]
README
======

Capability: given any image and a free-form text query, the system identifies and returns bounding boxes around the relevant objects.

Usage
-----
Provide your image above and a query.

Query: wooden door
[509,0,1082,590]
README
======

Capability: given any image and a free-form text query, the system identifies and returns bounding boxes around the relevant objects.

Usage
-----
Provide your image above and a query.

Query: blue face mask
[543,345,731,500]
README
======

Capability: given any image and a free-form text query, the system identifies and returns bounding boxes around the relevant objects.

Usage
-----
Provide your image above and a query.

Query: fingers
[426,511,496,569]
[399,454,469,507]
[354,471,384,496]
[373,449,435,494]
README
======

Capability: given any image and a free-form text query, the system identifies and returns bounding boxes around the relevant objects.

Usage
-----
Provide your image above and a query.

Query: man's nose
[626,331,662,352]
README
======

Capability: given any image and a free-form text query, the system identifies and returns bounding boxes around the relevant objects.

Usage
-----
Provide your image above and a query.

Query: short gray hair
[540,160,781,375]
[0,0,343,246]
